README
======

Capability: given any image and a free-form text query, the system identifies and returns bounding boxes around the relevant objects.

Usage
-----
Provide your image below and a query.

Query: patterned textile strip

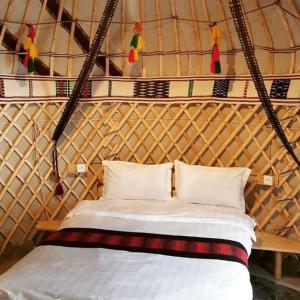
[0,78,5,97]
[39,228,249,268]
[0,74,299,105]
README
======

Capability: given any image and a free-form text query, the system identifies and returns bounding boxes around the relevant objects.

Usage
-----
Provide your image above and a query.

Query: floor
[0,250,299,299]
[251,275,300,300]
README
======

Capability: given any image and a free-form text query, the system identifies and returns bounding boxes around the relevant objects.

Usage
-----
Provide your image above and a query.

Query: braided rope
[229,0,300,168]
[52,0,119,142]
[51,0,119,184]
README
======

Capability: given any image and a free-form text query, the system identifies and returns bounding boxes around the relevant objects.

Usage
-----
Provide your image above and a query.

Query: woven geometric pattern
[56,80,75,97]
[0,102,299,254]
[1,75,300,105]
[0,79,4,98]
[81,81,92,98]
[133,81,170,98]
[270,79,290,99]
[56,80,91,98]
[213,80,230,98]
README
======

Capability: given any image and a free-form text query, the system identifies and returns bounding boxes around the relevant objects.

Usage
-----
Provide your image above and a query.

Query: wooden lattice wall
[0,101,299,254]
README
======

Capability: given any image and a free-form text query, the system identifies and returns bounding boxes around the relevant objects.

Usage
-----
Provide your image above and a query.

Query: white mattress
[0,199,256,300]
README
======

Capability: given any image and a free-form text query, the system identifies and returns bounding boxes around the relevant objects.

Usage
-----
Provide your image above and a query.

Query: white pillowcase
[174,160,251,211]
[102,160,173,201]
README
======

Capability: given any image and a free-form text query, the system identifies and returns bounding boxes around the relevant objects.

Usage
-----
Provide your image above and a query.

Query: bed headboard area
[0,75,299,254]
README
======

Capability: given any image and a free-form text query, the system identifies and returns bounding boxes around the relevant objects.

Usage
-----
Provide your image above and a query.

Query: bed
[0,161,256,300]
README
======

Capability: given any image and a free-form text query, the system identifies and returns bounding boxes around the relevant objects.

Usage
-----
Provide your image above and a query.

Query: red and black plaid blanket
[39,228,248,267]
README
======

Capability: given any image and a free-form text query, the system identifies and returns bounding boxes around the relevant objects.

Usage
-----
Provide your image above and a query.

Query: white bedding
[0,199,256,300]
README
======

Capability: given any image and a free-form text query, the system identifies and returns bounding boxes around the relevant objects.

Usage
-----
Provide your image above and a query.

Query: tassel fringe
[23,24,37,73]
[128,23,143,63]
[52,142,64,196]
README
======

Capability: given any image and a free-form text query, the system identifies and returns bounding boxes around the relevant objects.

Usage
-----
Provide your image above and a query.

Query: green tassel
[28,58,35,73]
[215,61,221,74]
[130,34,139,48]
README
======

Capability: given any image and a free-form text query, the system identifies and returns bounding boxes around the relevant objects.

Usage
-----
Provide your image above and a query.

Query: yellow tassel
[24,37,32,50]
[211,25,221,46]
[133,48,139,61]
[29,44,38,58]
[137,34,143,50]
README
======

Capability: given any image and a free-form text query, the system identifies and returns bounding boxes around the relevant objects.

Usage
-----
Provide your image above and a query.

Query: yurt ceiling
[0,0,299,255]
[0,0,300,77]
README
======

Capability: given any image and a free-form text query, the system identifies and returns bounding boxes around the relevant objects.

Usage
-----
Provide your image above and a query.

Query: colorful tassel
[24,37,32,50]
[130,34,139,48]
[128,22,143,63]
[133,48,139,61]
[29,44,38,58]
[210,23,221,74]
[23,24,37,73]
[54,182,64,196]
[210,44,221,74]
[134,22,142,33]
[23,53,29,68]
[211,24,221,46]
[137,34,143,50]
[28,58,35,73]
[128,48,134,63]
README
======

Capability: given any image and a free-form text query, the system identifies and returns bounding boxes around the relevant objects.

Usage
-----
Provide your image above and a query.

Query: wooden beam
[44,0,122,76]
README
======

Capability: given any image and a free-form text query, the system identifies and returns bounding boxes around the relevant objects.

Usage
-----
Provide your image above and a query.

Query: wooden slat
[139,0,146,77]
[276,3,296,73]
[189,0,202,74]
[252,0,274,74]
[155,0,163,76]
[170,0,181,76]
[0,102,299,254]
[0,0,14,46]
[49,0,64,76]
[12,0,32,74]
[67,0,78,77]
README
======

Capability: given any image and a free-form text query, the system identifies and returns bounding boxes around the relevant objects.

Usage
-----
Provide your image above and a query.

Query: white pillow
[102,160,173,201]
[174,160,251,210]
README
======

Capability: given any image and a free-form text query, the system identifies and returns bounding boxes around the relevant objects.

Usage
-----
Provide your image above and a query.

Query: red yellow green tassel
[210,23,221,74]
[128,22,143,63]
[23,24,38,73]
[210,45,221,74]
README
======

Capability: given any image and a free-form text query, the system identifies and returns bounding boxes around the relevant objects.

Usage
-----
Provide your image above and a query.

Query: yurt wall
[0,0,299,255]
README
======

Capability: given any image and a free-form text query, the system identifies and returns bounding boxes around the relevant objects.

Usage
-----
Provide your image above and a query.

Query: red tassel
[23,53,29,67]
[210,44,221,74]
[55,182,64,196]
[134,22,142,33]
[212,44,220,61]
[28,24,36,40]
[128,48,135,63]
[210,60,216,74]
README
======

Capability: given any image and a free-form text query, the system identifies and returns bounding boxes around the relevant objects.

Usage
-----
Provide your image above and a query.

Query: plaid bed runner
[39,228,248,267]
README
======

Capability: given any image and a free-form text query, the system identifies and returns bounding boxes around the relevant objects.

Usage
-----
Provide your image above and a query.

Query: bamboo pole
[276,4,296,73]
[170,0,181,76]
[49,0,64,76]
[0,0,14,46]
[189,0,202,74]
[155,0,163,76]
[67,0,78,77]
[12,0,32,74]
[252,0,274,74]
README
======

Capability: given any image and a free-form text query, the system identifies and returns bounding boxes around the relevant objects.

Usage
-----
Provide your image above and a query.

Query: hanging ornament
[210,23,221,74]
[23,24,38,73]
[128,22,143,63]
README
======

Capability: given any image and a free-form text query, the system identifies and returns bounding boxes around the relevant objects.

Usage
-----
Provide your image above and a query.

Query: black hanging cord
[51,0,120,190]
[229,0,300,168]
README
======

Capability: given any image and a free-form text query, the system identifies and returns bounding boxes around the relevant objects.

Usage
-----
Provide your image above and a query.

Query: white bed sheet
[0,199,256,300]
